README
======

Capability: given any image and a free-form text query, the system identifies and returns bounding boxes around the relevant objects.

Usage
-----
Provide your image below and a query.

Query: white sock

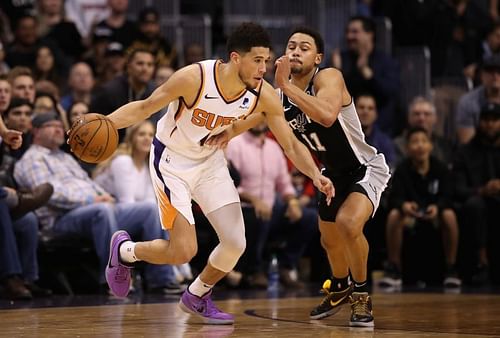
[188,276,213,297]
[119,241,139,263]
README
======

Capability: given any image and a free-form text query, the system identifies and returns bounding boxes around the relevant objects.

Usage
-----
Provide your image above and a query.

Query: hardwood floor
[1,292,499,337]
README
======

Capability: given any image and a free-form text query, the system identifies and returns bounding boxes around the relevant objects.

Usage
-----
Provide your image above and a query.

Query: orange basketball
[68,113,119,163]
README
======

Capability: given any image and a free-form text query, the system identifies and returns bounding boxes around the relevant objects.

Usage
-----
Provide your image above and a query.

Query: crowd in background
[0,0,499,300]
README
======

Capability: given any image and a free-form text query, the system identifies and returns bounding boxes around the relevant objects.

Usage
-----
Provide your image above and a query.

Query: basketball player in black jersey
[274,27,391,327]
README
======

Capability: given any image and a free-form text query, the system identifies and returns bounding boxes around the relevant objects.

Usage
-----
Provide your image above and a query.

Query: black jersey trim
[185,63,205,109]
[342,96,353,108]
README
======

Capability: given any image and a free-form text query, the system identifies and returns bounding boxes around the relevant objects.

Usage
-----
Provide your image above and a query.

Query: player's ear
[230,51,241,64]
[315,53,323,66]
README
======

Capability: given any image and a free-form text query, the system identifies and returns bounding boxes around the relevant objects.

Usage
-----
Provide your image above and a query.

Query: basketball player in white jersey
[102,22,334,325]
[208,27,390,327]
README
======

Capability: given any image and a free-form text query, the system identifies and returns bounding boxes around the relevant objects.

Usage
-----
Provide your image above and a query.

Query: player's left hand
[1,129,22,150]
[205,130,230,149]
[274,55,291,89]
[314,175,334,205]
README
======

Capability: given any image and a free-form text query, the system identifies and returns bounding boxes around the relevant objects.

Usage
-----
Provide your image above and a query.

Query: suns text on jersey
[190,108,247,131]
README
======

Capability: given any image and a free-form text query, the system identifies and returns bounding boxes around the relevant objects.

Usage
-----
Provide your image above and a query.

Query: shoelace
[114,266,129,282]
[350,296,370,316]
[316,287,334,308]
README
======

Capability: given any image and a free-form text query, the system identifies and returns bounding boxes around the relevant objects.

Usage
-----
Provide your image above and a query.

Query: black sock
[353,279,368,293]
[331,275,349,291]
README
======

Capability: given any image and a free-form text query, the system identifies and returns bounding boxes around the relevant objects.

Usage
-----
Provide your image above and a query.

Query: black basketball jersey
[280,68,385,177]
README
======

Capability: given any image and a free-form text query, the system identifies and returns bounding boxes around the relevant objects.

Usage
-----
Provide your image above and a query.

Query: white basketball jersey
[156,60,262,160]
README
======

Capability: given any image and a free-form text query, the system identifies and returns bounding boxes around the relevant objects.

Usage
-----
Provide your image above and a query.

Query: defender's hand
[314,175,334,205]
[274,55,291,89]
[205,130,230,149]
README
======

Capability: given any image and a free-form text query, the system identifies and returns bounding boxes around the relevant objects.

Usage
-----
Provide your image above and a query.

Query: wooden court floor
[1,292,499,337]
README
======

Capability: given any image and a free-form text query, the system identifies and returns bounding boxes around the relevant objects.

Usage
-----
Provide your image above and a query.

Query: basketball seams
[95,117,111,162]
[80,118,103,159]
[69,113,119,163]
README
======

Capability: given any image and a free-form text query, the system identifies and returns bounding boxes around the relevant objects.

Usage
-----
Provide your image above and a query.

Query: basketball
[68,113,119,163]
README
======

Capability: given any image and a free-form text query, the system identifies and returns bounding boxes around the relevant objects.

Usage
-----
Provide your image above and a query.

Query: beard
[290,65,303,74]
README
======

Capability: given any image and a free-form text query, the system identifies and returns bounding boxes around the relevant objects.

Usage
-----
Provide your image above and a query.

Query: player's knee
[335,213,362,241]
[226,236,246,258]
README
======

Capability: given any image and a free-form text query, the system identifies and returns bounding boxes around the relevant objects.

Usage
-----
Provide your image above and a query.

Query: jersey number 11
[301,132,326,151]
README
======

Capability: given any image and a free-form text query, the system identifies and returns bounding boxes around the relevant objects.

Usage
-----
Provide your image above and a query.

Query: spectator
[226,123,318,289]
[99,41,126,85]
[2,98,34,159]
[7,67,36,103]
[394,96,454,166]
[91,49,156,140]
[154,65,174,88]
[128,7,174,67]
[456,55,500,144]
[184,42,204,67]
[92,0,139,50]
[64,0,108,42]
[66,101,89,127]
[0,75,11,115]
[381,127,461,288]
[0,42,10,75]
[464,21,500,86]
[33,91,70,131]
[60,62,95,112]
[5,14,64,69]
[355,93,396,168]
[13,112,182,294]
[453,103,500,285]
[83,27,113,85]
[0,183,54,299]
[264,47,277,86]
[36,0,85,62]
[332,16,400,135]
[0,1,35,28]
[93,121,155,203]
[32,44,64,91]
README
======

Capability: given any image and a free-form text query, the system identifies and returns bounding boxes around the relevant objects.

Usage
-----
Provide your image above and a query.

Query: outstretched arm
[107,65,201,129]
[205,111,265,149]
[260,83,334,203]
[275,55,345,127]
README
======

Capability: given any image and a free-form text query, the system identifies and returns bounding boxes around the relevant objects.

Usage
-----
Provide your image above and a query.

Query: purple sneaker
[179,289,234,324]
[105,230,132,298]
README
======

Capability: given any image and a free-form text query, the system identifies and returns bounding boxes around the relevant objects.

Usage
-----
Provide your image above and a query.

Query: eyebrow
[288,40,313,46]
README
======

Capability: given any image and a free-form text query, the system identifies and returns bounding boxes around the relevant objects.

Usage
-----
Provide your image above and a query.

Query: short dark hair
[288,26,324,54]
[348,16,376,35]
[406,126,430,142]
[226,22,271,56]
[3,97,33,117]
[126,48,155,65]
